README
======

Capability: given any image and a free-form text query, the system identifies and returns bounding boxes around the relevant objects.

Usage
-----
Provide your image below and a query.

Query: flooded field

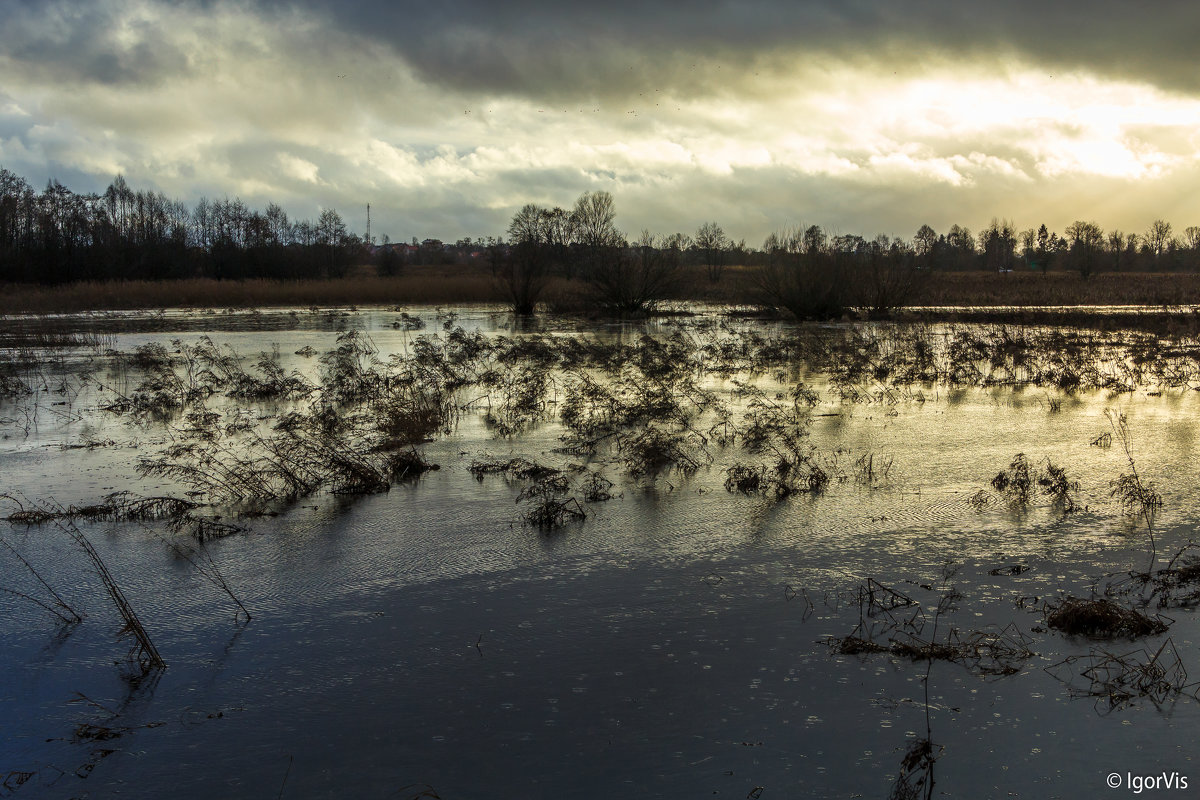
[3,306,1200,799]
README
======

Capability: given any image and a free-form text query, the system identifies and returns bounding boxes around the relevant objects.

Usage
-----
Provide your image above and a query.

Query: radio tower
[366,203,371,245]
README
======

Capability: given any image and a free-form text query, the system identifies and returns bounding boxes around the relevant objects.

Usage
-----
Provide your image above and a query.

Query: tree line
[496,191,928,318]
[4,166,1200,311]
[0,168,365,284]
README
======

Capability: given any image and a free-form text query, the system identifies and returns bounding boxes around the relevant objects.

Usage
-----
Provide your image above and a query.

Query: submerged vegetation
[8,309,1200,797]
[4,315,1200,523]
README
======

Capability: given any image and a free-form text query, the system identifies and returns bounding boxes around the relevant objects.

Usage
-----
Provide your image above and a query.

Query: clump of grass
[967,490,992,511]
[619,424,709,478]
[469,457,559,482]
[1116,544,1200,609]
[0,362,35,398]
[375,380,455,446]
[517,477,586,528]
[724,463,768,495]
[578,471,615,502]
[386,449,440,482]
[150,527,251,622]
[320,330,386,404]
[833,635,889,655]
[988,454,1079,512]
[1045,597,1167,638]
[1037,461,1080,512]
[137,423,402,506]
[1110,473,1162,515]
[854,452,894,486]
[889,737,941,800]
[991,454,1033,503]
[393,312,426,330]
[832,621,1034,676]
[724,450,829,501]
[478,363,555,437]
[56,516,165,672]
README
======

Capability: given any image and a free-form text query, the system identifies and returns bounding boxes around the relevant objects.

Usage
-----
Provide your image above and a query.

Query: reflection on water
[2,308,1200,798]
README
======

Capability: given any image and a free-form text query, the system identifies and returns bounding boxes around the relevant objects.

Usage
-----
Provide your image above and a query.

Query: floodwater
[2,307,1200,799]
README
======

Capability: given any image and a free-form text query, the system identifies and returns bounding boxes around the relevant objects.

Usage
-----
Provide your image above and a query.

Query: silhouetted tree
[978,219,1016,272]
[500,203,555,314]
[1145,219,1173,267]
[583,230,682,315]
[695,221,730,282]
[1065,220,1104,279]
[913,224,937,269]
[755,225,849,320]
[570,191,621,280]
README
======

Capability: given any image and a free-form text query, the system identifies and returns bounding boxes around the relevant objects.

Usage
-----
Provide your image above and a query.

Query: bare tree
[1107,230,1128,272]
[584,230,682,315]
[1183,226,1200,271]
[945,224,975,270]
[1184,226,1200,251]
[570,191,621,280]
[913,224,937,267]
[500,203,555,315]
[754,226,850,320]
[695,221,730,282]
[1065,220,1104,279]
[1018,228,1036,270]
[858,235,924,317]
[571,191,617,247]
[1145,219,1173,265]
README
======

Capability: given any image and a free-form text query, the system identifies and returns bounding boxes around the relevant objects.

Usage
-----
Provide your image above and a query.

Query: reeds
[1,492,197,525]
[1106,411,1162,574]
[830,578,1034,676]
[1046,638,1195,712]
[0,272,500,314]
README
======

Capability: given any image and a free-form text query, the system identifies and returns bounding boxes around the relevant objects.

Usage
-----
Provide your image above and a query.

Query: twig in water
[278,754,293,800]
[55,514,165,672]
[0,533,83,624]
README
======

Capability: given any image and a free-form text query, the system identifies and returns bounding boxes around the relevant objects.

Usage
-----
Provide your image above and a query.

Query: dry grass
[0,268,498,314]
[7,266,1200,315]
[1045,598,1167,638]
[909,270,1200,308]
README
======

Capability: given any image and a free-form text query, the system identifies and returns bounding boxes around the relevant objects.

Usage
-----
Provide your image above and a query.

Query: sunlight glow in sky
[4,0,1200,244]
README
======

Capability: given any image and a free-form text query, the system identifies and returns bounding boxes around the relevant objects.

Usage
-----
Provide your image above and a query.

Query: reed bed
[9,267,1200,317]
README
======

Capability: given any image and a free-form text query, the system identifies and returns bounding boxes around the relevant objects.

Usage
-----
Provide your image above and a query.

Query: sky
[4,0,1200,246]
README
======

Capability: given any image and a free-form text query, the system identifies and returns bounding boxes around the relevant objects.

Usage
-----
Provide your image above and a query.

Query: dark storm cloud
[257,0,1200,96]
[6,0,1198,95]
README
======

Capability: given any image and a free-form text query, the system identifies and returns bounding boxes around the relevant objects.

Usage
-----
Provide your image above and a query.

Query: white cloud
[279,154,322,184]
[4,1,1200,243]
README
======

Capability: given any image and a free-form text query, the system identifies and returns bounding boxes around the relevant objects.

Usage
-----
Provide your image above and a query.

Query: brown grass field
[3,263,1200,316]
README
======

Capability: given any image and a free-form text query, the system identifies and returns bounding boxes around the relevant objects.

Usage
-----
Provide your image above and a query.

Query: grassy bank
[4,264,1200,315]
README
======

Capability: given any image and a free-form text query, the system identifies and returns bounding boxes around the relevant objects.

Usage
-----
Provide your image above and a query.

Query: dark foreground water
[2,307,1199,799]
